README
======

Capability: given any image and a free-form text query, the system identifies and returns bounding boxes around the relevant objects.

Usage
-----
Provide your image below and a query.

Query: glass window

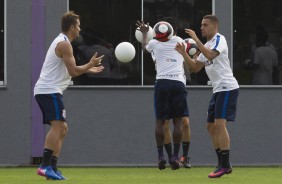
[233,0,282,85]
[69,0,212,86]
[0,0,4,84]
[70,0,142,86]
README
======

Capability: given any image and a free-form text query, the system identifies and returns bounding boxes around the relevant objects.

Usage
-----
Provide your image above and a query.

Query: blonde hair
[61,11,80,32]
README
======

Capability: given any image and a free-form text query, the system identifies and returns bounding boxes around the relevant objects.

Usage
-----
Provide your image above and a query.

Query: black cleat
[158,158,166,170]
[170,156,180,170]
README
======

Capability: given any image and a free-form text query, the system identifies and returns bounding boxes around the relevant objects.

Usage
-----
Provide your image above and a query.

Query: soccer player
[136,20,189,170]
[161,17,192,169]
[34,11,104,180]
[175,15,239,178]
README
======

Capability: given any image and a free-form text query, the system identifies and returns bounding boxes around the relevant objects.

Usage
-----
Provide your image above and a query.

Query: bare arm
[175,42,204,73]
[136,20,149,52]
[56,41,104,77]
[184,29,219,61]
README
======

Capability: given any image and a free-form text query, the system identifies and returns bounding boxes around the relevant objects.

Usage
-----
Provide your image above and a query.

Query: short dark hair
[61,11,80,32]
[203,15,219,26]
[163,17,178,35]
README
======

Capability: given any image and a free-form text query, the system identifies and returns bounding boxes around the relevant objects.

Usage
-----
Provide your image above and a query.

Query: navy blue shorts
[207,89,239,123]
[154,79,189,120]
[35,93,66,125]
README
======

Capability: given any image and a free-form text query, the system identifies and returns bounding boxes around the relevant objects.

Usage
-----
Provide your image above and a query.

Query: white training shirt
[252,45,278,85]
[34,33,72,95]
[197,33,239,93]
[146,36,186,84]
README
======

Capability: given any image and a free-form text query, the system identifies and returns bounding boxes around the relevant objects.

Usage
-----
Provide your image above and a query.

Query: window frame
[67,0,217,89]
[0,0,6,87]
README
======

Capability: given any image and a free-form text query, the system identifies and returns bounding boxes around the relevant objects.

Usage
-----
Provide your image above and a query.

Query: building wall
[0,0,281,166]
[0,0,32,165]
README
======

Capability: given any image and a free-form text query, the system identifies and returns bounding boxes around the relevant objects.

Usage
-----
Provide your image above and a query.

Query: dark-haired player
[136,19,188,170]
[175,15,239,178]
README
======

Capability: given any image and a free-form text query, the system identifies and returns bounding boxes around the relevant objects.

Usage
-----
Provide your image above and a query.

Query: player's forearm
[142,32,148,51]
[69,62,94,77]
[193,38,214,61]
[181,52,200,73]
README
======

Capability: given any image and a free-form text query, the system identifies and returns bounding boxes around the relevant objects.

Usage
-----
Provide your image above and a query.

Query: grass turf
[0,167,281,184]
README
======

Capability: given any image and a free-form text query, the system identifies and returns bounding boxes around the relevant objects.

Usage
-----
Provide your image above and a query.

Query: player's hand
[88,65,104,74]
[136,20,149,34]
[175,42,187,55]
[90,52,104,67]
[184,29,198,42]
[192,51,201,59]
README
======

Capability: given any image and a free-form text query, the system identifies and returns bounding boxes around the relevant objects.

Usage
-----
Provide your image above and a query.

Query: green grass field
[0,167,281,184]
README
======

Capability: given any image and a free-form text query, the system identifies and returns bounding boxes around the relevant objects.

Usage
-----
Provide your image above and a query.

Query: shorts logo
[62,109,66,119]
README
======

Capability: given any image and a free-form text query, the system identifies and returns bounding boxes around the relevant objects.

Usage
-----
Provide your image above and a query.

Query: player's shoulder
[56,40,71,50]
[215,33,227,43]
[148,38,158,44]
[171,36,184,42]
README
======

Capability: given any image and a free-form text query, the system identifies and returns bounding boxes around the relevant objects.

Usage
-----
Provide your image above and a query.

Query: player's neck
[62,32,74,42]
[207,32,217,41]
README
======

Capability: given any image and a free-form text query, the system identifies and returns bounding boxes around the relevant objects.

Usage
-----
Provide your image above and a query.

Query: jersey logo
[166,59,177,62]
[204,60,213,66]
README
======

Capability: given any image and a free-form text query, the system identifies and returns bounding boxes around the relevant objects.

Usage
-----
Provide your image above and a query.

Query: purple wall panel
[31,0,45,157]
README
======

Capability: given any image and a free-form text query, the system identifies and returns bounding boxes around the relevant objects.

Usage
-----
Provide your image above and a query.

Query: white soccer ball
[135,26,154,43]
[153,21,174,42]
[184,38,199,57]
[115,42,136,63]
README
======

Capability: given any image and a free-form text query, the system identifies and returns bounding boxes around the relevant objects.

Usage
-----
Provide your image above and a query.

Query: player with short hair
[136,20,189,170]
[34,11,104,180]
[175,15,239,178]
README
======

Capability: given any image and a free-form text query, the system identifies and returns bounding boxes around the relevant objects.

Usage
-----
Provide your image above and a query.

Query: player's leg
[208,89,239,178]
[171,117,182,170]
[35,93,66,180]
[169,80,188,170]
[208,119,232,178]
[154,80,170,170]
[163,120,173,164]
[46,120,68,180]
[155,119,166,170]
[215,118,230,167]
[180,116,191,168]
[207,122,221,167]
[206,93,222,169]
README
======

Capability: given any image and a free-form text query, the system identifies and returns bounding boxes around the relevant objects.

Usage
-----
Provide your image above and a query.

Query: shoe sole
[181,161,192,169]
[208,169,232,178]
[183,164,192,169]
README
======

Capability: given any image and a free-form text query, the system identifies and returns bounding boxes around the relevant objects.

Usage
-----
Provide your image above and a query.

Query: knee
[56,122,68,138]
[182,118,190,130]
[163,121,170,132]
[61,123,68,137]
[206,123,215,134]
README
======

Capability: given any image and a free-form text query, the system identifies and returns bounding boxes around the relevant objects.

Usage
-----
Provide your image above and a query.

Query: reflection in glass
[233,0,282,85]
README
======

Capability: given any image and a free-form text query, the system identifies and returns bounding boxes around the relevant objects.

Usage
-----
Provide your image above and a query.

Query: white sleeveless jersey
[34,33,72,95]
[146,36,186,84]
[197,33,239,93]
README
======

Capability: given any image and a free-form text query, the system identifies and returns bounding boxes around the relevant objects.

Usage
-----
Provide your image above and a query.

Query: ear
[71,25,75,30]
